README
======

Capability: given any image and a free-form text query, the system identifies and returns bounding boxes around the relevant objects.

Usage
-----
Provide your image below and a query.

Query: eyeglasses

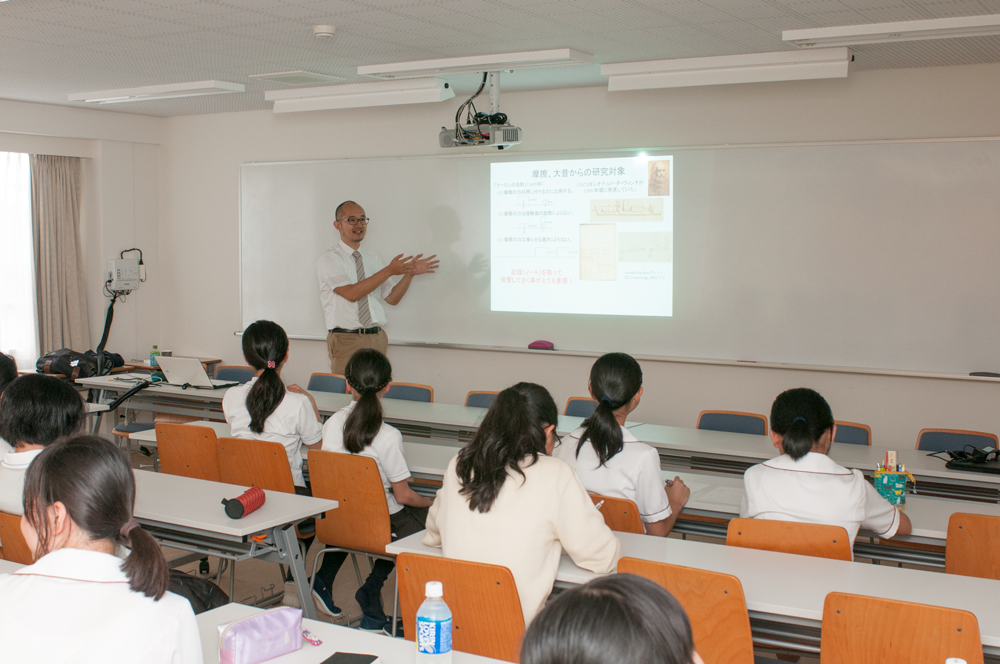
[340,216,370,226]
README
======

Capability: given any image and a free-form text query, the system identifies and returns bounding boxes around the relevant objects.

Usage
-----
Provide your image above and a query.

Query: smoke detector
[313,25,336,38]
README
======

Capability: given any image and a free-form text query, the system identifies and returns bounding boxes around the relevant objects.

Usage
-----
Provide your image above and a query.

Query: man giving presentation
[316,200,439,373]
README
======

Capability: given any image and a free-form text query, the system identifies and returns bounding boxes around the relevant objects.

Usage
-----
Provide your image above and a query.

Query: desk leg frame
[259,524,316,621]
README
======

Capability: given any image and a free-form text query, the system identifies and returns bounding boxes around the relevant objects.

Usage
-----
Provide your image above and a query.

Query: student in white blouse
[740,387,912,549]
[318,349,433,634]
[0,436,201,663]
[425,382,621,624]
[0,374,85,515]
[556,353,690,536]
[222,320,323,489]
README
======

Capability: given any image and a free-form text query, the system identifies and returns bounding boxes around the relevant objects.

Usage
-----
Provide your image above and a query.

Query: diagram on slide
[589,198,663,223]
[579,224,617,281]
[619,232,672,262]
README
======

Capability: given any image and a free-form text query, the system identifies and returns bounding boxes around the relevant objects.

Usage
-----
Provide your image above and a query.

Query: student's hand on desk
[411,254,439,275]
[666,477,691,511]
[286,384,307,395]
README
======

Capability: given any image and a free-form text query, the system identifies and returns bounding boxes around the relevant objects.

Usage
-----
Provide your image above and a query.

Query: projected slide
[491,156,673,317]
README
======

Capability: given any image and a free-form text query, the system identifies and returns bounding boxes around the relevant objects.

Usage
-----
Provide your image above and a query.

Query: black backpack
[168,570,229,614]
[35,349,101,380]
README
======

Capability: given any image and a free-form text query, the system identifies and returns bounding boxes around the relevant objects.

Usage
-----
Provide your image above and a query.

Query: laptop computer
[945,458,1000,475]
[155,356,239,389]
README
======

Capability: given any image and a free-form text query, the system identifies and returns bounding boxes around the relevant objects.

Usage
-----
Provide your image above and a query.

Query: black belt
[329,326,382,335]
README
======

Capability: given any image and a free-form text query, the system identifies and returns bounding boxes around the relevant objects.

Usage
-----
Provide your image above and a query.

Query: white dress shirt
[555,426,672,526]
[316,240,399,330]
[740,451,901,548]
[0,447,43,515]
[0,548,202,663]
[321,401,411,515]
[222,377,323,487]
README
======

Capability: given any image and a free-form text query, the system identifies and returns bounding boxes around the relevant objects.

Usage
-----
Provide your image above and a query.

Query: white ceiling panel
[2,0,1000,116]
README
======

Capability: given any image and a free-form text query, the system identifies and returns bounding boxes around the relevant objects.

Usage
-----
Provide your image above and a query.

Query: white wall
[0,98,162,364]
[146,62,1000,447]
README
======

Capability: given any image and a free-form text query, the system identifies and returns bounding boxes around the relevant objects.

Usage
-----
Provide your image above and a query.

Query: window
[0,152,38,369]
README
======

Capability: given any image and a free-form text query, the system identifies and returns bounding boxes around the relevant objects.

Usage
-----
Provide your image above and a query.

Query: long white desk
[387,531,1000,658]
[134,470,337,621]
[79,374,998,501]
[197,603,503,664]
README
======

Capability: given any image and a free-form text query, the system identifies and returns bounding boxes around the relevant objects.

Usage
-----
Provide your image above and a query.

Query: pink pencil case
[219,607,303,664]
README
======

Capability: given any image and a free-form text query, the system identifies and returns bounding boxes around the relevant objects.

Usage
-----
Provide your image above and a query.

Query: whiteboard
[240,140,1000,374]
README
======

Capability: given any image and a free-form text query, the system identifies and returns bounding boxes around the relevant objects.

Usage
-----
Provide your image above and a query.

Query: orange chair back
[0,511,34,564]
[397,553,524,662]
[820,592,984,664]
[307,450,391,554]
[156,423,221,481]
[726,518,852,561]
[217,437,295,494]
[618,558,753,664]
[590,494,645,534]
[945,512,1000,580]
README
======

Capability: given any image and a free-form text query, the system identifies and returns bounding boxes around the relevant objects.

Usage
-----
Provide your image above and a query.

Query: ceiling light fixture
[68,80,244,104]
[357,48,593,79]
[265,77,455,113]
[312,25,335,38]
[248,70,344,85]
[601,48,850,91]
[783,14,1000,48]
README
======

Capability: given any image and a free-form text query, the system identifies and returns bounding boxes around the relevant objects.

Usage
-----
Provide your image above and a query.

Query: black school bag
[168,570,230,614]
[35,349,100,380]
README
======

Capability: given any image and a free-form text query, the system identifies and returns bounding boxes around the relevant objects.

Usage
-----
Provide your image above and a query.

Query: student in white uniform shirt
[555,353,690,536]
[0,374,85,514]
[0,435,201,663]
[317,349,432,634]
[0,352,16,455]
[740,387,911,549]
[425,382,621,624]
[222,319,323,489]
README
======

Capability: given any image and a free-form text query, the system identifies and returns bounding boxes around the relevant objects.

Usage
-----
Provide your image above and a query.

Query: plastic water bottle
[150,345,160,367]
[415,581,452,663]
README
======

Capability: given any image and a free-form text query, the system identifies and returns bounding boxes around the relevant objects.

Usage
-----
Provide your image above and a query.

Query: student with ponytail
[741,387,911,548]
[556,353,690,537]
[318,349,432,633]
[223,320,323,488]
[0,436,201,663]
[424,382,621,624]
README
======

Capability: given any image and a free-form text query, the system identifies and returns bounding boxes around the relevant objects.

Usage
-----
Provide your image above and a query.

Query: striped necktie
[352,250,373,327]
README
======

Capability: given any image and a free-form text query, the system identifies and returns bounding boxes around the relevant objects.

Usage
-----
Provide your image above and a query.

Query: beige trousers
[327,329,388,375]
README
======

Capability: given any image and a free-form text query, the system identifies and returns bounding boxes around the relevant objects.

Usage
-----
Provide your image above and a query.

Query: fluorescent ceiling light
[68,80,243,104]
[784,14,1000,48]
[248,70,345,85]
[602,48,849,91]
[357,48,593,79]
[265,77,454,113]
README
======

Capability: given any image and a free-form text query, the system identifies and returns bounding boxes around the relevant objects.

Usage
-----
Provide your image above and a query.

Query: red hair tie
[266,361,275,369]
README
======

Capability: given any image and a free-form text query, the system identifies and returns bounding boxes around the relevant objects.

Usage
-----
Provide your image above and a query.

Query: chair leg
[229,560,236,601]
[391,572,399,637]
[350,553,364,587]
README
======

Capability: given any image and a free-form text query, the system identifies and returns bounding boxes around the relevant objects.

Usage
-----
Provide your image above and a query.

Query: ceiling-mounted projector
[439,71,521,150]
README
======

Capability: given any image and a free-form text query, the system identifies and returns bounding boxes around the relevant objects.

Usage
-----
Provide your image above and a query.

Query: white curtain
[0,152,38,369]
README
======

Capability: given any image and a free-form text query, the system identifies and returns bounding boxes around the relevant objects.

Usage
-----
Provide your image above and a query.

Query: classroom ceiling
[2,0,1000,117]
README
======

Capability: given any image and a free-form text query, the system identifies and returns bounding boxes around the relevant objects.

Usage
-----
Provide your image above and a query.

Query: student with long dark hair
[223,320,323,488]
[556,353,689,537]
[424,382,620,623]
[0,436,201,663]
[0,374,85,514]
[0,352,16,455]
[741,387,911,548]
[521,574,704,664]
[318,349,432,633]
